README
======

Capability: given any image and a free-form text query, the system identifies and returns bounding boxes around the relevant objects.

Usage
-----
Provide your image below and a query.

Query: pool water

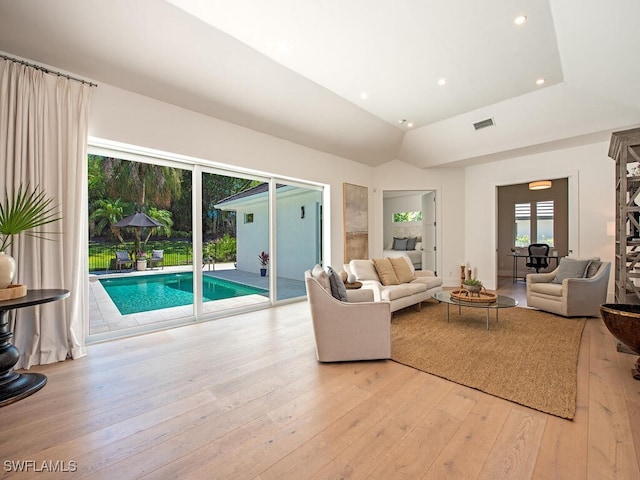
[100,272,268,315]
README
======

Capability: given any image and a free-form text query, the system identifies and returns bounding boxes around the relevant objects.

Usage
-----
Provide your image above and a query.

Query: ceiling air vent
[473,118,495,130]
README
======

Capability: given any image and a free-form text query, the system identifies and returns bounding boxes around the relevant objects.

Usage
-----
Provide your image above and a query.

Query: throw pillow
[392,237,408,251]
[586,260,602,278]
[553,258,592,284]
[389,256,416,283]
[406,237,418,250]
[349,259,380,281]
[311,264,330,290]
[372,258,400,285]
[326,266,348,301]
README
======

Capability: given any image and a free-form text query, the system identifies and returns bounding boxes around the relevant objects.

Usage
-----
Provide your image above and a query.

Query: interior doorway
[382,190,437,273]
[496,178,569,282]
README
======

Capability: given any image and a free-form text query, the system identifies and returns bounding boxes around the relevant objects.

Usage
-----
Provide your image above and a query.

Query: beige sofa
[304,269,391,362]
[345,255,443,313]
[526,258,611,317]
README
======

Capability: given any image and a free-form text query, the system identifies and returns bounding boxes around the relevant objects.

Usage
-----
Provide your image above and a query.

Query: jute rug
[391,300,586,419]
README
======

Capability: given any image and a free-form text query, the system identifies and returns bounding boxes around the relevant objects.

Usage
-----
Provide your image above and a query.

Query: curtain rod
[0,53,98,87]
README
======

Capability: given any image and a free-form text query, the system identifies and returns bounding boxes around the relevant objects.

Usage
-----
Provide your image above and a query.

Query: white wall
[373,160,466,286]
[464,141,615,297]
[89,83,374,269]
[88,82,615,298]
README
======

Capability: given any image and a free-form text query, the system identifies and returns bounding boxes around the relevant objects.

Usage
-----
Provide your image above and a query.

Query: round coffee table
[431,291,518,330]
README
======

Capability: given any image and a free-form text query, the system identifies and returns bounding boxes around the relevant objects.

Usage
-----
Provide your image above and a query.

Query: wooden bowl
[600,304,640,355]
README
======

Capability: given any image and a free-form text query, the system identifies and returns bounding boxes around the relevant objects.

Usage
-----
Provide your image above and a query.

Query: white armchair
[526,260,611,317]
[305,269,391,362]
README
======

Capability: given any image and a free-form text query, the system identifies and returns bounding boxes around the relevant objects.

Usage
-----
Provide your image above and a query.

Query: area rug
[391,301,586,419]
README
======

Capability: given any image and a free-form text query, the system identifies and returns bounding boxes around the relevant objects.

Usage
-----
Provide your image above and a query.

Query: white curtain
[0,59,92,369]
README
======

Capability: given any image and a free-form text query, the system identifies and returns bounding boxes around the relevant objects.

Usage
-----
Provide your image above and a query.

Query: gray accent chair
[115,250,133,271]
[148,249,164,269]
[526,260,611,317]
[305,269,391,362]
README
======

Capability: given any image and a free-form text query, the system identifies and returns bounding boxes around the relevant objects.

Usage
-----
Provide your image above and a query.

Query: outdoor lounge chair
[115,251,133,271]
[148,249,164,269]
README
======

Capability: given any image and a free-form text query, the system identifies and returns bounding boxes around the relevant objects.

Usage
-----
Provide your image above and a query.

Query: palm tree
[143,207,174,246]
[101,156,182,210]
[90,198,131,237]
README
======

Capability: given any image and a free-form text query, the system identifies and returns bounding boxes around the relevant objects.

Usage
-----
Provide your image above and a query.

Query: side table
[0,289,70,407]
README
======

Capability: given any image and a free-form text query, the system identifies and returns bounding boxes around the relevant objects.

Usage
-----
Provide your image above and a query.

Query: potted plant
[0,185,61,289]
[463,277,483,294]
[258,251,269,277]
[136,251,147,271]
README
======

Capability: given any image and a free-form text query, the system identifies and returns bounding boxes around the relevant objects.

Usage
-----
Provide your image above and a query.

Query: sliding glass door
[199,169,271,316]
[87,152,193,338]
[88,142,325,342]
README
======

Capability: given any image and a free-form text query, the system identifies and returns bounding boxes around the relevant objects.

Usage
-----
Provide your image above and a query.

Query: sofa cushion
[350,259,380,282]
[389,256,416,283]
[392,237,408,250]
[412,276,443,289]
[553,258,592,284]
[373,258,400,285]
[326,266,348,301]
[530,282,564,297]
[311,264,330,290]
[380,283,427,301]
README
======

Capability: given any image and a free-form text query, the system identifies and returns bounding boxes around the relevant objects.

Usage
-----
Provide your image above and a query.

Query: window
[536,201,554,246]
[515,203,531,247]
[515,201,554,247]
[244,213,254,223]
[393,211,422,222]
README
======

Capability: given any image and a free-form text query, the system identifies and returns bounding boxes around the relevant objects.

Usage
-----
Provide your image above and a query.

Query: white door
[421,192,436,273]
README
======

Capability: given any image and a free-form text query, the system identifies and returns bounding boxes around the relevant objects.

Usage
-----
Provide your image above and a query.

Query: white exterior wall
[231,188,321,280]
[234,198,269,275]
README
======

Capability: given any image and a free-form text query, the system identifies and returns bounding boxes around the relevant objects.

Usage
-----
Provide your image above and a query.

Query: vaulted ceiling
[0,0,639,168]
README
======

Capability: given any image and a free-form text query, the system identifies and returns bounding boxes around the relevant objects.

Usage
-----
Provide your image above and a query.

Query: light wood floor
[1,280,639,479]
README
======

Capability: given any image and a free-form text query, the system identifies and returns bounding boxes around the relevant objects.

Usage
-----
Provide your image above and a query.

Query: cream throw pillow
[389,256,416,283]
[311,264,330,290]
[372,258,400,285]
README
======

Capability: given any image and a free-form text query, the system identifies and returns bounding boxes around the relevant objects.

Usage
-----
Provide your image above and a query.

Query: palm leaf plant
[0,184,62,251]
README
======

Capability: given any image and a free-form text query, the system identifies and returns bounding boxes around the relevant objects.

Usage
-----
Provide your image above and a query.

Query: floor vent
[473,118,495,130]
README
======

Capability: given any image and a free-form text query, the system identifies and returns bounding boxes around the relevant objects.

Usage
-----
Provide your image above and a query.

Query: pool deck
[89,263,306,336]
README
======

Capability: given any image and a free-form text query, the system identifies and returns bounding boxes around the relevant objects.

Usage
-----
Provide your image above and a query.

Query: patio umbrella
[113,212,164,229]
[112,212,164,252]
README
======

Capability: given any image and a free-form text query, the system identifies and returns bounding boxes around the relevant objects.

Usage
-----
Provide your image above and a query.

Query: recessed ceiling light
[437,78,447,86]
[398,119,406,125]
[407,122,414,128]
[360,92,368,100]
[514,15,527,25]
[536,78,545,86]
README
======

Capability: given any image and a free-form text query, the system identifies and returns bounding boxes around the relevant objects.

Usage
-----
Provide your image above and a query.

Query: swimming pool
[99,272,268,315]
